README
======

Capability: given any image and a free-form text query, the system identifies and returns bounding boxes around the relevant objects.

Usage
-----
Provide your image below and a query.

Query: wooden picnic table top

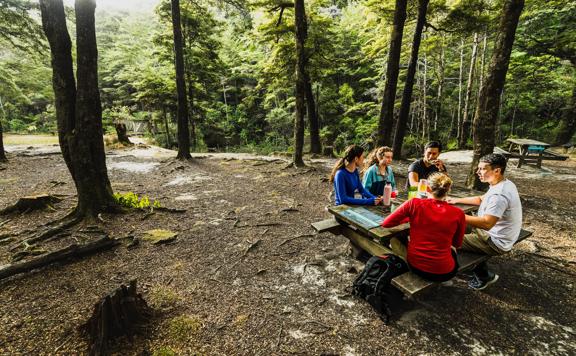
[506,138,550,147]
[327,188,480,242]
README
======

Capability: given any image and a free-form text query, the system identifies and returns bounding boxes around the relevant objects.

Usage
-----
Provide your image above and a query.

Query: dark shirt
[406,158,446,189]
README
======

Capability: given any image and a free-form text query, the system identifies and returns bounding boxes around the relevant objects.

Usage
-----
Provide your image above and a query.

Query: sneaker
[468,273,499,290]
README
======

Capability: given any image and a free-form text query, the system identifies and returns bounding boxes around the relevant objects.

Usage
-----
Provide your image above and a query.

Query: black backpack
[352,254,408,322]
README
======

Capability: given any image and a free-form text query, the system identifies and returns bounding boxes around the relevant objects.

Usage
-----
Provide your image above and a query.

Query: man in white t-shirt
[448,154,522,290]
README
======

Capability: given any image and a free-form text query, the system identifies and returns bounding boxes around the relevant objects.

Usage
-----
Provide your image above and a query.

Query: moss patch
[142,229,178,244]
[167,315,203,344]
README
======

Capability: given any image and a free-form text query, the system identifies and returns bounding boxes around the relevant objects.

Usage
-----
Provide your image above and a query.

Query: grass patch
[152,347,177,356]
[167,315,203,344]
[148,285,182,310]
[4,134,59,145]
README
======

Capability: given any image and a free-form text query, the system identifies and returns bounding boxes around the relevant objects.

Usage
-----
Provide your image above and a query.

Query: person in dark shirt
[407,141,447,189]
[330,145,383,206]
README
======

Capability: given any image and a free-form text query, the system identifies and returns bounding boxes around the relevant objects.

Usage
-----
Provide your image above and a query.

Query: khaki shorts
[461,228,507,256]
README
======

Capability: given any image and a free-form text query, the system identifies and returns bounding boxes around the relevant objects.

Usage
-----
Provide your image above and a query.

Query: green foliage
[113,192,161,209]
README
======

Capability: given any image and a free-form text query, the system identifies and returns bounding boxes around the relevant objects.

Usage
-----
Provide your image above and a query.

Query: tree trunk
[467,0,525,189]
[171,0,191,160]
[456,39,464,140]
[39,0,76,178]
[186,71,197,150]
[459,33,479,149]
[114,123,132,145]
[0,119,6,162]
[292,0,307,167]
[553,85,576,145]
[393,0,429,158]
[305,73,321,154]
[73,0,117,216]
[477,33,488,103]
[377,0,407,147]
[422,49,428,140]
[434,36,445,134]
[40,0,117,217]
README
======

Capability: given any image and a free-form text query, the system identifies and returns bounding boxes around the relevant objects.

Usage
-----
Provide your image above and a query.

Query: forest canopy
[0,0,574,156]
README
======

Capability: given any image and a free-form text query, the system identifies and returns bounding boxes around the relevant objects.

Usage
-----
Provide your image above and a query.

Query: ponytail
[329,144,364,183]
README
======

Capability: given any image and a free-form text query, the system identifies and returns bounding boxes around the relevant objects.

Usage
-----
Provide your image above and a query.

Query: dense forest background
[1,0,574,157]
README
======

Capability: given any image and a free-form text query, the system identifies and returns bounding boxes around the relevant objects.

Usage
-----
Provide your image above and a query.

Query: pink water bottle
[383,182,392,206]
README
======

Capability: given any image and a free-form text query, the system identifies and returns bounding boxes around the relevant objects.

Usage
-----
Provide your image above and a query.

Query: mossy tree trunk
[377,0,407,147]
[467,0,525,189]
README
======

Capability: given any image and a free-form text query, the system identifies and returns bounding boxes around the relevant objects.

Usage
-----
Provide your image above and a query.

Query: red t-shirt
[382,198,465,274]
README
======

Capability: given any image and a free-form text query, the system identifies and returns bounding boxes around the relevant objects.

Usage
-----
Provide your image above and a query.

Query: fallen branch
[0,219,12,228]
[277,233,314,247]
[280,207,299,212]
[255,222,283,227]
[154,207,187,213]
[243,239,262,256]
[0,236,118,281]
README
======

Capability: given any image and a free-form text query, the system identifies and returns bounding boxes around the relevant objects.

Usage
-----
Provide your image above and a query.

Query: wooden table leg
[518,146,526,168]
[537,151,543,168]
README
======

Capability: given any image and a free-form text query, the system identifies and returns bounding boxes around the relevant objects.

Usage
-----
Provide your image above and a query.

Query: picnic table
[312,188,533,297]
[502,138,568,168]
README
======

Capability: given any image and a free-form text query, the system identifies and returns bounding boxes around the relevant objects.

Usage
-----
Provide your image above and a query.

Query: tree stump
[0,194,62,215]
[114,123,132,145]
[322,145,334,157]
[81,280,152,356]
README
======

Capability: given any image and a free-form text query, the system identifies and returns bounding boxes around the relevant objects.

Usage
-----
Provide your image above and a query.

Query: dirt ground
[0,142,575,355]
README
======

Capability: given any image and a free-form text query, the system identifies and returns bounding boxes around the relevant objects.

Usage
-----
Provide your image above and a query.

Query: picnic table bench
[503,138,568,168]
[312,191,533,297]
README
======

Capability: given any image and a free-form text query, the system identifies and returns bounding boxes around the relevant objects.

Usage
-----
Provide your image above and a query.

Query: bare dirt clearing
[0,143,575,355]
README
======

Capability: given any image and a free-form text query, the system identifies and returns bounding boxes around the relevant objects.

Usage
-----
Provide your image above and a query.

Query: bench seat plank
[311,218,341,234]
[391,229,533,296]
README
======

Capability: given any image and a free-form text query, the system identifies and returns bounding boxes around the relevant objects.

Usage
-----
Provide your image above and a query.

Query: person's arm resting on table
[447,195,484,206]
[334,171,376,205]
[381,200,411,227]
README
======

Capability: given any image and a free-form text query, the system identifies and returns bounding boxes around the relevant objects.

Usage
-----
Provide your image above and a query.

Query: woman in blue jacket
[330,145,382,206]
[361,146,397,196]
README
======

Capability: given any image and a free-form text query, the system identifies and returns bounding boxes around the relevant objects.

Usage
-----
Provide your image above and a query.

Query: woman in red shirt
[382,172,465,282]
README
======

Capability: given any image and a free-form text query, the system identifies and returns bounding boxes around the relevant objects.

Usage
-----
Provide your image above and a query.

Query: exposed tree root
[0,194,63,215]
[80,280,152,356]
[9,216,82,252]
[0,235,118,281]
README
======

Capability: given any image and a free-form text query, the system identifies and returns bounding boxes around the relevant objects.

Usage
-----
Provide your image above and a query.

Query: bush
[113,192,161,209]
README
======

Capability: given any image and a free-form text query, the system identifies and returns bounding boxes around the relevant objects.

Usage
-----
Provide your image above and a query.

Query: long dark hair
[329,145,364,183]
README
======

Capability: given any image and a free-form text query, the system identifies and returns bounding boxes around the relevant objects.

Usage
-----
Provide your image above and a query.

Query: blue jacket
[334,168,376,205]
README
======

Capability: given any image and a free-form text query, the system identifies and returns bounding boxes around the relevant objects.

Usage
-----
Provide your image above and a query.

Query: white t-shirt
[478,179,522,251]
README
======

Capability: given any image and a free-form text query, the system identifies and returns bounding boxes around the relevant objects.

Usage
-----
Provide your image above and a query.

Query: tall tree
[171,0,191,159]
[39,0,118,217]
[292,0,307,166]
[467,0,525,189]
[393,0,429,158]
[305,73,321,154]
[0,117,6,162]
[377,0,407,147]
[459,33,479,148]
